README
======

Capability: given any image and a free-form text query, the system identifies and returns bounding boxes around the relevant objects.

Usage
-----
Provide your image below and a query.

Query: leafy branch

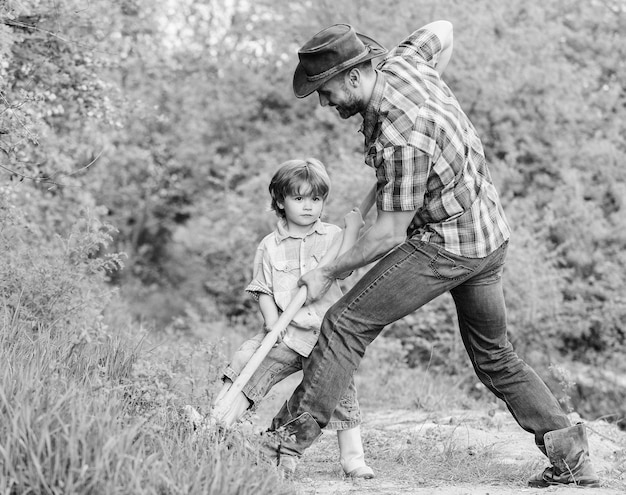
[0,149,104,189]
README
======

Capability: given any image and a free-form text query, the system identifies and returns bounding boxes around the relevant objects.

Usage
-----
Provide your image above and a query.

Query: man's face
[316,75,364,120]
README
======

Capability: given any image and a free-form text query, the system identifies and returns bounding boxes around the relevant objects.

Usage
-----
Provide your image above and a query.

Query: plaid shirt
[361,27,510,258]
[245,218,344,357]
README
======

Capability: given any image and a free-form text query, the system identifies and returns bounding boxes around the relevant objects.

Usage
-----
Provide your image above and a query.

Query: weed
[356,337,480,411]
[549,363,576,413]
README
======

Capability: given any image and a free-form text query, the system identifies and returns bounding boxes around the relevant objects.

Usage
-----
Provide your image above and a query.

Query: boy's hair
[269,158,331,218]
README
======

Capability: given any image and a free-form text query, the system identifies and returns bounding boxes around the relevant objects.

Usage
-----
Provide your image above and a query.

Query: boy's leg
[327,377,374,478]
[212,333,263,426]
[337,426,373,478]
[215,333,301,426]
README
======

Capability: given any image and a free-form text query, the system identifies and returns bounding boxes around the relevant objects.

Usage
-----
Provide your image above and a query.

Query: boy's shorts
[224,332,362,430]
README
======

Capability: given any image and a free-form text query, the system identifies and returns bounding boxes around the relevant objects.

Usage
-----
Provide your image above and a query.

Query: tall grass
[0,190,293,494]
[0,314,134,493]
[0,313,294,494]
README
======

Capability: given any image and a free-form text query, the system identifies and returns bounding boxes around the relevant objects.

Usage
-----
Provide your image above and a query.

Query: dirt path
[291,409,625,495]
[250,374,626,495]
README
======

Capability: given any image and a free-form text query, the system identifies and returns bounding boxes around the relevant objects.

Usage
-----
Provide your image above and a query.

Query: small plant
[549,363,576,413]
[356,336,479,411]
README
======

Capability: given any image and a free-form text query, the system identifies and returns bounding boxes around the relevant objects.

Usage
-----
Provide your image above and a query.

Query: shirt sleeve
[376,144,431,212]
[244,243,273,301]
[390,27,442,69]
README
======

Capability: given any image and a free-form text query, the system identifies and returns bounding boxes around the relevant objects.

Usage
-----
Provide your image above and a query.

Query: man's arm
[422,20,453,75]
[299,208,416,303]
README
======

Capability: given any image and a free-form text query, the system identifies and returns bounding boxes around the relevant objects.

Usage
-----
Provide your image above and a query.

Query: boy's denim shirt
[245,218,344,357]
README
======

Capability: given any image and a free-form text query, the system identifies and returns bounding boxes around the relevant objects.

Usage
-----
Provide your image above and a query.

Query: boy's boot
[337,426,375,479]
[259,410,322,475]
[528,423,600,488]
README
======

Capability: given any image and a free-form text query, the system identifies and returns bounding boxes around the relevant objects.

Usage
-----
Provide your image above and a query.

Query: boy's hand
[344,207,365,232]
[264,321,281,344]
[265,321,288,345]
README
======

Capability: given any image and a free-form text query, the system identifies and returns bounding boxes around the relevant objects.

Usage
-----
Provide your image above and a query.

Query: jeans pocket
[429,250,475,281]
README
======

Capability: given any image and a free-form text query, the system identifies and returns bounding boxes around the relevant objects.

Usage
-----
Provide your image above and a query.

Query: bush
[0,185,123,336]
[0,184,295,494]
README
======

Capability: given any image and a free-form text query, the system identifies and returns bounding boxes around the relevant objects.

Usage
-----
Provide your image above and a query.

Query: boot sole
[528,480,601,488]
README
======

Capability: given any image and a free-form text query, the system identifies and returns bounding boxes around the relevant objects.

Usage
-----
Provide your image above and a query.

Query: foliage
[0,184,123,334]
[0,184,293,492]
[0,312,294,494]
[3,1,624,489]
[1,0,625,424]
[356,336,481,411]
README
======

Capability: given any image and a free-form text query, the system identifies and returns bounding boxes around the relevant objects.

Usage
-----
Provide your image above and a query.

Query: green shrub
[0,186,294,494]
[0,186,123,336]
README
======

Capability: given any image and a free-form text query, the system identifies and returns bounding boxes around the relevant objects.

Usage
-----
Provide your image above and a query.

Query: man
[262,21,599,488]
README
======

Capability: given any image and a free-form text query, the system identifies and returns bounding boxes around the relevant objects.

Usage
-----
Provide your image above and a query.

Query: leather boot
[259,411,322,474]
[528,423,600,488]
[337,426,375,478]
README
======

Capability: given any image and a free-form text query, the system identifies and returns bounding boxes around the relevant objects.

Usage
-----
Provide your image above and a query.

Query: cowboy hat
[293,24,387,98]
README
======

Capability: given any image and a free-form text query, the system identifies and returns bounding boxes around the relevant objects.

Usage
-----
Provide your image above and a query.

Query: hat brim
[293,33,388,99]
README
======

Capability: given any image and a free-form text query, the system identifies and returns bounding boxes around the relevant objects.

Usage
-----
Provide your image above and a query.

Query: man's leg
[266,239,481,457]
[449,242,570,443]
[450,242,598,487]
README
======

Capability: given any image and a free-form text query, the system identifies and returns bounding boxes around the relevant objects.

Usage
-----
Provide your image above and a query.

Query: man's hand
[298,265,335,304]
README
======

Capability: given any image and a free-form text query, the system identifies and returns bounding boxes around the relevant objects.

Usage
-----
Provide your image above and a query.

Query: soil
[250,374,626,495]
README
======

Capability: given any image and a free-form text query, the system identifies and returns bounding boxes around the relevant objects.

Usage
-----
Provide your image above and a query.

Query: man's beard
[335,84,362,119]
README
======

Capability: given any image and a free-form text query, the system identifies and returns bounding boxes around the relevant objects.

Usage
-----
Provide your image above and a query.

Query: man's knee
[473,347,525,376]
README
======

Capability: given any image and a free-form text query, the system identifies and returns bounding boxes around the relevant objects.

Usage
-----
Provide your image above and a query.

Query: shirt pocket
[310,252,325,270]
[271,260,300,293]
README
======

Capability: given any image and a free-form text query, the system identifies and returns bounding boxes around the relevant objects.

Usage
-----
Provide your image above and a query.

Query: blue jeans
[225,332,361,430]
[272,239,570,447]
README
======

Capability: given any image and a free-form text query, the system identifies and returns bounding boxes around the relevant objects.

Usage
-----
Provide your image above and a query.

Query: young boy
[208,158,373,478]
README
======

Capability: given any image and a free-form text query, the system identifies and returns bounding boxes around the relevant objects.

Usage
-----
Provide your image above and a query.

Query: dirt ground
[250,374,626,495]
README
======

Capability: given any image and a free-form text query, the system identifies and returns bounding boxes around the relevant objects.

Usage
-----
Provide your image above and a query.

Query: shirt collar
[275,217,327,243]
[360,70,386,145]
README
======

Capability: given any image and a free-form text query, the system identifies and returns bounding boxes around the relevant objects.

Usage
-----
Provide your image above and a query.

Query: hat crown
[298,24,367,78]
[292,24,387,98]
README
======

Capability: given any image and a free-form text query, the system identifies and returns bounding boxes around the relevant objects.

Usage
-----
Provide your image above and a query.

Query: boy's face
[279,191,325,234]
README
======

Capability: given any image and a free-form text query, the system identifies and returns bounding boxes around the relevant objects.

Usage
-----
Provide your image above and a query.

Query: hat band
[305,46,372,82]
